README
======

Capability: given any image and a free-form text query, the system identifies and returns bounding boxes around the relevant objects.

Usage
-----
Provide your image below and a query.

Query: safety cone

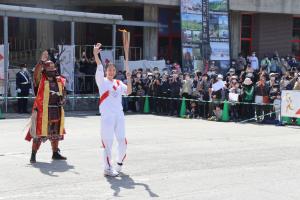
[281,116,291,125]
[143,96,150,114]
[221,100,230,122]
[0,106,5,119]
[296,118,300,126]
[179,97,186,118]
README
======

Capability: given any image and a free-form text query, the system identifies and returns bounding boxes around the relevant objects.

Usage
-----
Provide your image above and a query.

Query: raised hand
[40,50,48,62]
[126,71,132,80]
[93,43,102,55]
[93,43,102,66]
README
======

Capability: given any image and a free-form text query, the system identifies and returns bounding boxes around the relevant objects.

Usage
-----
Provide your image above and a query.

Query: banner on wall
[59,45,75,91]
[116,60,166,72]
[180,0,203,73]
[0,45,4,80]
[281,90,300,118]
[180,0,230,74]
[208,0,230,74]
[100,50,114,66]
[0,44,7,95]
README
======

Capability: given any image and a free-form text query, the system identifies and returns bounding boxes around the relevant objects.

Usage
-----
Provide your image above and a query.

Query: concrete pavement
[1,112,300,200]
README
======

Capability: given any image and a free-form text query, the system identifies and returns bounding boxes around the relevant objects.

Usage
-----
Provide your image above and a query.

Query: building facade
[0,0,299,64]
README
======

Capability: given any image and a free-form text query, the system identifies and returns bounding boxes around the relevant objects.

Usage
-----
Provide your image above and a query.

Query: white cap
[217,74,223,79]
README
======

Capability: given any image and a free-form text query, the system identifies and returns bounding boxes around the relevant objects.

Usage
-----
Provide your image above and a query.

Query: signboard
[208,0,230,75]
[0,45,4,80]
[180,0,230,74]
[100,50,114,66]
[180,0,203,73]
[281,90,300,118]
[0,44,7,95]
[59,45,75,91]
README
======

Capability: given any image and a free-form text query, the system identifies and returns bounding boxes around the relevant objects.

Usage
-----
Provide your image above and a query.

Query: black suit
[16,70,31,113]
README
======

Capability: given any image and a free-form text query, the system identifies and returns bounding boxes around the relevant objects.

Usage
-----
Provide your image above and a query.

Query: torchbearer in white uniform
[94,43,132,177]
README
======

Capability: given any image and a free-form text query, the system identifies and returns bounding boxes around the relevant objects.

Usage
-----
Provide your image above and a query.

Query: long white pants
[100,112,127,170]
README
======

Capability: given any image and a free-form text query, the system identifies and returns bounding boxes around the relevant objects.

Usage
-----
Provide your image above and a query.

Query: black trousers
[169,95,180,116]
[17,93,28,113]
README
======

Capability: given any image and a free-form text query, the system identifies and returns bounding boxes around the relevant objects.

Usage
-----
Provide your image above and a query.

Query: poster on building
[0,45,6,95]
[59,45,75,92]
[209,0,228,12]
[180,0,230,74]
[208,0,230,73]
[181,0,202,14]
[0,45,4,80]
[281,90,300,118]
[100,50,114,66]
[180,0,203,73]
[210,42,229,60]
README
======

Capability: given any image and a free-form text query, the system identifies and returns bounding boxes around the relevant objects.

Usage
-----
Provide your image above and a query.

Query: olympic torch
[119,29,130,73]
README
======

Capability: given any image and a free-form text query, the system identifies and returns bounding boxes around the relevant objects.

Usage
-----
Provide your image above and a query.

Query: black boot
[30,151,36,163]
[52,149,67,160]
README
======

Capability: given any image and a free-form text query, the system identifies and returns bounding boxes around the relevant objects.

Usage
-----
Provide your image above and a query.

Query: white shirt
[95,64,127,115]
[250,56,259,70]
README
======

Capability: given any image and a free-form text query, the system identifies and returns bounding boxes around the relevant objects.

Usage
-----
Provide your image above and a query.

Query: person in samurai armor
[25,59,67,163]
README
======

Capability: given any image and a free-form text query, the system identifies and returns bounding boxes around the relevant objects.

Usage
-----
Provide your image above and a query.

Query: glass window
[241,14,252,55]
[293,29,300,40]
[242,15,252,27]
[293,18,300,29]
[241,40,251,56]
[241,27,251,38]
[292,17,300,58]
[159,9,169,35]
[292,42,300,56]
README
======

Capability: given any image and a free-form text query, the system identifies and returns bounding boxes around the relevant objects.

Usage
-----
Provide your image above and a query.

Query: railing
[7,44,142,65]
[75,45,142,61]
[0,37,40,65]
[74,74,97,94]
[0,37,37,52]
[9,49,44,65]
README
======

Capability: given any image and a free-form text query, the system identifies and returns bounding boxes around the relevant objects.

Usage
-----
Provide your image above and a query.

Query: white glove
[17,88,21,93]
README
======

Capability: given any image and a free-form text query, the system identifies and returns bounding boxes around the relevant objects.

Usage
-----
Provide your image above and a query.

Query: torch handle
[122,32,130,72]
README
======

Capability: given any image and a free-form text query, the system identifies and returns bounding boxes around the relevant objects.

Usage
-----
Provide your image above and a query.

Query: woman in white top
[94,43,132,177]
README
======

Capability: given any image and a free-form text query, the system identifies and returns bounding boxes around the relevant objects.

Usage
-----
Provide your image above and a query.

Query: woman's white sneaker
[104,169,119,177]
[115,163,123,173]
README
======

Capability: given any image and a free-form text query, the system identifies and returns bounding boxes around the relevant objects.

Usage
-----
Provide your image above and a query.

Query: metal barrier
[74,74,97,94]
[75,45,142,61]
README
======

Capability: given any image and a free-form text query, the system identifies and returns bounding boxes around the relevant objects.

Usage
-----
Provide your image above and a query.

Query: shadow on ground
[30,160,79,177]
[105,173,159,197]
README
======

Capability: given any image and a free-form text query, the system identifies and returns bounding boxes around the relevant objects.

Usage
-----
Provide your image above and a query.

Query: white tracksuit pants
[101,112,127,170]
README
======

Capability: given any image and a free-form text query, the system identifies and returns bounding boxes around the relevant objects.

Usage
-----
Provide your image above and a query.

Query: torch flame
[118,29,128,33]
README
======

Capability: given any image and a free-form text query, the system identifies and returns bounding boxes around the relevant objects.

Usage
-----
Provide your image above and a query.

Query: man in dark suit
[16,63,32,113]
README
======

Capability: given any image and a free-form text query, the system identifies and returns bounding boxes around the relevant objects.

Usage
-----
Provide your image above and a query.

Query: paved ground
[1,112,300,200]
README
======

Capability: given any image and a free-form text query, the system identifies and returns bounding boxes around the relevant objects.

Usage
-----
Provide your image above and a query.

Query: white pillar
[36,19,54,51]
[4,15,8,112]
[112,24,116,63]
[230,12,241,59]
[143,5,158,60]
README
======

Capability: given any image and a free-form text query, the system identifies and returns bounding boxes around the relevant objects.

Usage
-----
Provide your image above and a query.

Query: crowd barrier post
[179,97,186,118]
[221,100,230,122]
[143,96,150,113]
[296,118,300,126]
[0,106,5,119]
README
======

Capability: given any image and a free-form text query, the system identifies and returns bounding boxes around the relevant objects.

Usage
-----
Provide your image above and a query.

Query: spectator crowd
[115,52,300,123]
[14,48,300,124]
